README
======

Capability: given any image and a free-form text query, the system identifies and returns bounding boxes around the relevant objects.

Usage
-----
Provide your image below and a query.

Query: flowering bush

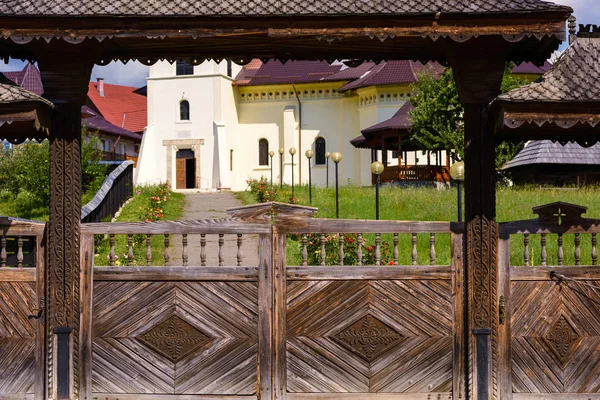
[136,183,171,222]
[301,233,394,265]
[246,177,278,203]
[288,196,299,205]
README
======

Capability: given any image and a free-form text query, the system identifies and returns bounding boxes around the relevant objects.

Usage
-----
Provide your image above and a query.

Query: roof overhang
[0,96,54,143]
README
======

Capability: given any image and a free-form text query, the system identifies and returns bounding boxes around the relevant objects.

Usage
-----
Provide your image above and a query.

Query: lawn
[236,183,600,266]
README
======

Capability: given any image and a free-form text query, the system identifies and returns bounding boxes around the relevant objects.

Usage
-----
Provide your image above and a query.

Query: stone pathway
[169,192,259,267]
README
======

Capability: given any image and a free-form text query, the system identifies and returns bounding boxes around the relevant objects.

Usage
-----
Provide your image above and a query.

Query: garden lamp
[269,150,275,185]
[325,151,331,188]
[371,161,384,220]
[305,149,314,204]
[278,148,284,189]
[331,152,342,218]
[450,161,465,222]
[289,147,297,197]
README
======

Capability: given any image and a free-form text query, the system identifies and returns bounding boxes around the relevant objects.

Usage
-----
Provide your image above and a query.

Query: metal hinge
[28,296,45,321]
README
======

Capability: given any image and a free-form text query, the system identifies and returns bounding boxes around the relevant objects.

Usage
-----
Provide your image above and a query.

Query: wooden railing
[81,160,134,223]
[380,165,450,183]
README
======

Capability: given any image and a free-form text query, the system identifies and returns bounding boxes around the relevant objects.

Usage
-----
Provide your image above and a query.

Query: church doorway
[176,149,196,189]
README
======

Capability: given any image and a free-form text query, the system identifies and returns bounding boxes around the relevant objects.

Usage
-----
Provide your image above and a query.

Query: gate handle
[28,307,44,320]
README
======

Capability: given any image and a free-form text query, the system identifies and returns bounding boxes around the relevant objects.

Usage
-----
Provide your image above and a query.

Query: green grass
[236,184,600,266]
[94,185,185,266]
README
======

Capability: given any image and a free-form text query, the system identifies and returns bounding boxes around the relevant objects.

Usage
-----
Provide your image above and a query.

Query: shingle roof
[0,0,572,16]
[499,38,600,102]
[362,102,414,134]
[502,140,600,169]
[0,72,51,106]
[3,63,44,96]
[338,61,444,92]
[87,81,147,133]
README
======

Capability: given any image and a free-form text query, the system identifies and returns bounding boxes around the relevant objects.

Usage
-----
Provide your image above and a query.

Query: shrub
[246,177,277,203]
[302,233,394,265]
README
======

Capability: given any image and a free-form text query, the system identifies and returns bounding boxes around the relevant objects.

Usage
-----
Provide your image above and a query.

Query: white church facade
[136,59,447,191]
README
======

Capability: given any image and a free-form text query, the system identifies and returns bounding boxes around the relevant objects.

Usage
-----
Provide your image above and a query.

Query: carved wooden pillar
[36,43,96,400]
[447,40,507,400]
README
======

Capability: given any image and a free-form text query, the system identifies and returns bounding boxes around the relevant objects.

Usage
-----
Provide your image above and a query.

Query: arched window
[258,139,269,166]
[180,100,190,121]
[315,137,326,165]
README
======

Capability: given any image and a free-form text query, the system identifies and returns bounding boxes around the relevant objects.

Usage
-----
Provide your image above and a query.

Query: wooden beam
[286,265,452,280]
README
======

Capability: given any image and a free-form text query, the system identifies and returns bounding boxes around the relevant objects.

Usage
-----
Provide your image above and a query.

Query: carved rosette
[332,314,403,361]
[139,316,212,362]
[544,315,580,363]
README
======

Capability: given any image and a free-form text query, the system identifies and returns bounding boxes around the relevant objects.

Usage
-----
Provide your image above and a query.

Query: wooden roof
[0,1,571,66]
[502,140,600,170]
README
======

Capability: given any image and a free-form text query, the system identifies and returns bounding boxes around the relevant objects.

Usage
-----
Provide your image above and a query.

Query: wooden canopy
[493,25,600,146]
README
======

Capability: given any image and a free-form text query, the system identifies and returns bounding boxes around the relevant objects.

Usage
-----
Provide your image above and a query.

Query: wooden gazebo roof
[493,28,600,146]
[0,72,53,143]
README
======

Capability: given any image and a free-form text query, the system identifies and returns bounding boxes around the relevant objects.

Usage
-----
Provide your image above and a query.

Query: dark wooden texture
[176,158,186,190]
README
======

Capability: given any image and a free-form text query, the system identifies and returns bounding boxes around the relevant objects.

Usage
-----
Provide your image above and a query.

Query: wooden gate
[77,203,465,399]
[498,202,600,400]
[0,219,46,400]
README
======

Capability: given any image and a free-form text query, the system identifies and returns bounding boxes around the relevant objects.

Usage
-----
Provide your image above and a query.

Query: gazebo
[0,2,573,400]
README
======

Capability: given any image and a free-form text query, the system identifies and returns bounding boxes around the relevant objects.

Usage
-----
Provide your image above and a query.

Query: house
[2,63,143,160]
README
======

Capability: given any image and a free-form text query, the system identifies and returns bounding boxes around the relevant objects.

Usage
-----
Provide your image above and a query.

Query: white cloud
[556,0,600,25]
[91,61,148,88]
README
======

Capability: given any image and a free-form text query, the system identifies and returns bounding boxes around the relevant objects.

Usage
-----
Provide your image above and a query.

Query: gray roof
[0,72,52,107]
[0,0,571,16]
[499,37,600,102]
[502,140,600,169]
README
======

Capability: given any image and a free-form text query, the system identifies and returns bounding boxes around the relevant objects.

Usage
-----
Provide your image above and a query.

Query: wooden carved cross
[553,208,567,226]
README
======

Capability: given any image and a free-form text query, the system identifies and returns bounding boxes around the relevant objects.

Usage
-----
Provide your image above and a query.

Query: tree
[409,65,528,168]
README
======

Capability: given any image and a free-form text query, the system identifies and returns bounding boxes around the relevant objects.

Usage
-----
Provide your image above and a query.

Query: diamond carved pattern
[332,314,403,361]
[138,316,212,362]
[544,315,579,362]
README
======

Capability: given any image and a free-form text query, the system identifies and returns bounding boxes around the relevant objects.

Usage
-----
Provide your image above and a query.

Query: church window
[259,139,269,166]
[180,100,190,121]
[315,137,326,165]
[176,60,193,75]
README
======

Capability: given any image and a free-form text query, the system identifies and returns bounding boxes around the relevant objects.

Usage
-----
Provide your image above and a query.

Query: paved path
[169,192,259,267]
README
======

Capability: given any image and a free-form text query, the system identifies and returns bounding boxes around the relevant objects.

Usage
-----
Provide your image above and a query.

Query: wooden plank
[510,266,600,281]
[287,394,452,400]
[287,266,452,280]
[0,267,36,282]
[34,230,45,400]
[257,233,273,399]
[92,395,257,400]
[93,266,259,281]
[278,219,462,234]
[0,219,46,236]
[497,237,512,400]
[79,234,94,400]
[513,395,600,400]
[273,232,286,400]
[499,219,600,235]
[176,158,186,189]
[451,232,465,400]
[81,220,271,235]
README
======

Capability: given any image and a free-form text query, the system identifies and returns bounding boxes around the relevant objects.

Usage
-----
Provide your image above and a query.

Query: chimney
[97,77,105,97]
[568,15,577,45]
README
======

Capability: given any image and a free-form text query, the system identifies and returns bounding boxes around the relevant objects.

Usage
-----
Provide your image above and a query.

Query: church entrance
[176,149,196,189]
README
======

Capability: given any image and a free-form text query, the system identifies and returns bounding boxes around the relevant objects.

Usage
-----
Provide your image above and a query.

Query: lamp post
[325,151,331,188]
[331,152,342,218]
[450,161,465,222]
[305,149,314,204]
[269,150,275,185]
[289,147,297,198]
[370,161,384,220]
[278,148,284,189]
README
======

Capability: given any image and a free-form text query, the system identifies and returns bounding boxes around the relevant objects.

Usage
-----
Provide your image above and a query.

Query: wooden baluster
[339,234,344,266]
[375,233,381,266]
[237,234,243,266]
[0,235,6,268]
[16,236,23,268]
[146,234,152,266]
[429,233,436,265]
[557,233,564,266]
[320,234,326,266]
[109,234,116,266]
[393,233,399,265]
[541,233,547,266]
[593,233,598,266]
[182,234,188,267]
[200,234,207,266]
[127,234,134,266]
[357,233,363,266]
[574,233,581,266]
[301,234,308,266]
[523,233,530,267]
[412,233,417,266]
[164,234,170,266]
[218,234,224,266]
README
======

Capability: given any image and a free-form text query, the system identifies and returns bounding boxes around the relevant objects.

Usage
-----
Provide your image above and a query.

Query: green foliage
[409,65,528,167]
[246,177,278,202]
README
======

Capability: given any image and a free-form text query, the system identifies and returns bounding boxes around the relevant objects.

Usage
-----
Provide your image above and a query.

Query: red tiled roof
[362,102,414,134]
[3,63,44,95]
[512,61,552,75]
[87,81,147,133]
[234,59,343,86]
[338,60,445,92]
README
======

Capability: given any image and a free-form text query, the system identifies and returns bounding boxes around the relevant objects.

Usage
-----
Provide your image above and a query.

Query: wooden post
[447,39,507,400]
[36,43,96,400]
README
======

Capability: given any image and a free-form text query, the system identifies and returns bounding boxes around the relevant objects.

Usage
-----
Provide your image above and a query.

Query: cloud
[556,0,600,25]
[91,61,148,88]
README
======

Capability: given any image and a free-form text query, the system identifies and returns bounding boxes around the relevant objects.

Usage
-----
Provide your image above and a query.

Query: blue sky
[0,0,596,88]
